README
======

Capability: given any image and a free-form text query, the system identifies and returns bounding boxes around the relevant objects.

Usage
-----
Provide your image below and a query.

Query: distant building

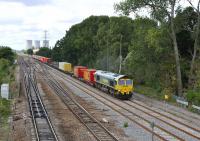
[1,84,9,99]
[33,48,39,54]
[43,40,49,48]
[34,40,40,49]
[26,40,32,49]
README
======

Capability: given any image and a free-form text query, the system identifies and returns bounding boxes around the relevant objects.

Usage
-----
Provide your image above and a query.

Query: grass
[134,85,163,99]
[0,98,11,141]
[134,85,200,115]
[0,60,17,140]
[0,99,11,118]
[134,85,176,103]
[123,122,129,128]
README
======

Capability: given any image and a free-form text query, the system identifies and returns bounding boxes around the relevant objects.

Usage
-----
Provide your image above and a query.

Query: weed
[123,122,128,128]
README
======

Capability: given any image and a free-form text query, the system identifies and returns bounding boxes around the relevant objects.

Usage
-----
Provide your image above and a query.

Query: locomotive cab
[94,70,133,99]
[115,77,133,95]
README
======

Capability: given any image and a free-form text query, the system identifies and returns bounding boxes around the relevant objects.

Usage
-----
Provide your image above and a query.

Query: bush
[134,85,163,100]
[0,99,11,118]
[27,49,33,55]
[186,90,200,105]
[0,47,15,64]
[123,122,128,128]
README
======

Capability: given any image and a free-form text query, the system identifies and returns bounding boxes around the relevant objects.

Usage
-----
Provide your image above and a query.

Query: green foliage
[114,0,170,22]
[0,46,14,137]
[174,7,198,87]
[27,49,33,55]
[50,6,199,104]
[134,85,163,100]
[51,41,63,61]
[0,59,10,71]
[0,99,11,118]
[54,16,134,71]
[174,7,197,59]
[175,7,198,33]
[123,122,128,128]
[124,18,174,89]
[0,59,12,84]
[36,47,52,57]
[0,46,15,64]
[0,46,15,84]
[116,0,186,97]
[186,90,200,105]
[94,16,134,71]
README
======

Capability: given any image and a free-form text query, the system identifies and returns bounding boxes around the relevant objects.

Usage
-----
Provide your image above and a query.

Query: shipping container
[74,66,87,78]
[58,62,64,70]
[40,57,51,63]
[83,69,96,85]
[59,62,72,72]
[1,84,9,99]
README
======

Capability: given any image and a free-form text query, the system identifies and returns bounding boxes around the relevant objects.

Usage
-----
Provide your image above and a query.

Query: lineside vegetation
[35,5,200,105]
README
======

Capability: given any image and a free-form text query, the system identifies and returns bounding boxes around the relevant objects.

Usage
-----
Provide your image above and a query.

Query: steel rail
[20,57,59,141]
[43,62,188,141]
[30,70,59,141]
[126,100,200,138]
[21,60,40,141]
[47,63,200,140]
[39,62,119,141]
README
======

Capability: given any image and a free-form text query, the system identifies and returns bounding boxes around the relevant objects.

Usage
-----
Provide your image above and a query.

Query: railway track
[37,61,119,141]
[132,93,200,127]
[39,61,200,141]
[126,100,200,134]
[20,58,58,141]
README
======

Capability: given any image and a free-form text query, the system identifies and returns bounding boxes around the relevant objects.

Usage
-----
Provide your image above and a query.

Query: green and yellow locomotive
[94,70,133,99]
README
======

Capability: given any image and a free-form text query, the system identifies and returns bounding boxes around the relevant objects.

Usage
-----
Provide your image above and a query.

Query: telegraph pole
[107,19,111,72]
[107,37,109,71]
[151,122,155,141]
[119,34,122,74]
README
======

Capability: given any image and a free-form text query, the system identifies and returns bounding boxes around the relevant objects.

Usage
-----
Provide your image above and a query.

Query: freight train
[32,55,133,99]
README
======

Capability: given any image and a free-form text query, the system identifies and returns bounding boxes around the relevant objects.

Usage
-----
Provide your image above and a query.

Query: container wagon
[74,66,87,79]
[59,62,72,73]
[83,69,96,86]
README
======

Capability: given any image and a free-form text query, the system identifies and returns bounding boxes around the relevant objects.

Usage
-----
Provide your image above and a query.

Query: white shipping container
[1,84,9,99]
[58,62,65,70]
[59,62,72,72]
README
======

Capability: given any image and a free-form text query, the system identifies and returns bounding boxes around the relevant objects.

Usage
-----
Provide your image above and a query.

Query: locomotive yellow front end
[94,70,133,99]
[115,78,133,99]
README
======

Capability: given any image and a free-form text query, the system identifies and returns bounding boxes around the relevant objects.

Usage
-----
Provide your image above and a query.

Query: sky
[0,0,196,50]
[0,0,122,50]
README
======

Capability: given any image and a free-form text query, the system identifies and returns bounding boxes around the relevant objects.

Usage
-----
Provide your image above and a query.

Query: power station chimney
[26,40,32,49]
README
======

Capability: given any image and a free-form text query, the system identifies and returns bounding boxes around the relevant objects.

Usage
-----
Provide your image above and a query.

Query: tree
[35,47,52,58]
[115,0,183,96]
[27,49,33,55]
[122,17,174,89]
[0,46,15,64]
[173,7,198,88]
[51,40,63,62]
[187,0,200,87]
[0,58,10,83]
[54,16,134,70]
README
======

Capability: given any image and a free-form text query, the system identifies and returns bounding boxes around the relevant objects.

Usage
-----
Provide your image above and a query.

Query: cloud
[0,0,195,50]
[0,19,23,25]
[0,0,51,6]
[0,0,150,50]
